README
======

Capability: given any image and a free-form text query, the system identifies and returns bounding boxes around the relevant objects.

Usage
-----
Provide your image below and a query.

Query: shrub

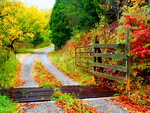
[115,5,150,80]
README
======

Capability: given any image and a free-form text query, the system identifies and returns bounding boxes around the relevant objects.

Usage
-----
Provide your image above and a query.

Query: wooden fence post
[75,47,77,67]
[126,28,130,92]
[94,35,104,82]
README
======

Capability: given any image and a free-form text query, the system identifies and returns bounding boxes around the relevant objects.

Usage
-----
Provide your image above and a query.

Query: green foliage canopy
[0,0,50,51]
[49,0,72,49]
[49,0,105,49]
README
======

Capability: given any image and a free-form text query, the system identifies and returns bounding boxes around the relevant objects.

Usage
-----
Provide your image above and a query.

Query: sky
[16,0,56,9]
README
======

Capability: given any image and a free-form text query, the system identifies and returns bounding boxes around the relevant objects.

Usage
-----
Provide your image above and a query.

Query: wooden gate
[75,28,130,91]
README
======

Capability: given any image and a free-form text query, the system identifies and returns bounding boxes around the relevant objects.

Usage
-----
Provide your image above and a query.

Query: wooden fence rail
[75,28,130,91]
[75,45,93,73]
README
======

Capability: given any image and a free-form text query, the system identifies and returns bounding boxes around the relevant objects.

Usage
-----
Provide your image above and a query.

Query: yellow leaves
[18,30,23,35]
[116,38,122,42]
[18,37,24,40]
[99,4,107,10]
[0,33,5,39]
[99,24,105,27]
[7,28,23,38]
[26,33,34,38]
[0,0,50,47]
[144,44,150,48]
[8,28,17,35]
[132,0,145,5]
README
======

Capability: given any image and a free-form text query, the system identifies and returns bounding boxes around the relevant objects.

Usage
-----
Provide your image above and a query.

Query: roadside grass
[33,62,63,88]
[0,95,19,113]
[0,53,19,89]
[51,89,97,113]
[49,46,95,85]
[0,51,24,113]
[14,63,24,87]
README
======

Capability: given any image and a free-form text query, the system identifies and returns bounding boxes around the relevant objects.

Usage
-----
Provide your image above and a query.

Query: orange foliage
[79,32,92,46]
[65,39,78,48]
[56,100,98,113]
[112,93,150,113]
[132,0,146,5]
[34,62,63,87]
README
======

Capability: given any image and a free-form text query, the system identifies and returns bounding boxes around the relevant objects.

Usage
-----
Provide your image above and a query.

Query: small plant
[20,91,28,94]
[51,88,63,101]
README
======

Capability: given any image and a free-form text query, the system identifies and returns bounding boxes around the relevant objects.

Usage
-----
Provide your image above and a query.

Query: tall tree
[49,0,105,49]
[49,0,71,49]
[0,0,50,51]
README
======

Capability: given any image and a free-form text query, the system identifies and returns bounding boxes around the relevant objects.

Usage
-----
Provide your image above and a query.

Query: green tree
[49,0,105,49]
[0,0,50,52]
[49,0,71,49]
[60,0,104,30]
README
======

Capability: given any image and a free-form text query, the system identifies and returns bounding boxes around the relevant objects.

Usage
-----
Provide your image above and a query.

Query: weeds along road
[19,46,79,88]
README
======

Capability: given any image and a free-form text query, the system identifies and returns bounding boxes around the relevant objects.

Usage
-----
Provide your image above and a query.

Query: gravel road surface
[19,46,129,113]
[39,46,80,85]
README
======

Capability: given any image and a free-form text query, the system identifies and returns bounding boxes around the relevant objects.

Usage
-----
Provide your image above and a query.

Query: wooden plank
[75,45,92,48]
[76,65,90,69]
[94,44,125,49]
[77,61,93,65]
[76,57,93,59]
[126,28,131,91]
[94,53,127,59]
[91,71,126,83]
[93,62,127,72]
[76,52,93,54]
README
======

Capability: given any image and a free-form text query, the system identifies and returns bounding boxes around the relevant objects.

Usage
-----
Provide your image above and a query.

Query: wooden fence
[75,28,130,91]
[75,45,93,73]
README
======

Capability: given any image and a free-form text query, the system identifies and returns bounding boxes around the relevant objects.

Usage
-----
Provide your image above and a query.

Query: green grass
[49,47,95,85]
[0,53,18,89]
[0,95,18,113]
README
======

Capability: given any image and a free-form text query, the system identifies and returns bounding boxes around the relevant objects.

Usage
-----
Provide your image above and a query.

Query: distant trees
[49,0,105,49]
[0,0,50,51]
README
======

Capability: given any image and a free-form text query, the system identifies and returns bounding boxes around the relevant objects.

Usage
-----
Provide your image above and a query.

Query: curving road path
[19,46,79,113]
[39,46,79,86]
[18,46,129,113]
[18,46,79,88]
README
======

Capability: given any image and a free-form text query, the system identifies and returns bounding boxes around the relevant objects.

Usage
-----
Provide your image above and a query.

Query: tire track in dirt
[18,46,129,113]
[18,46,78,113]
[18,52,40,88]
[39,46,80,86]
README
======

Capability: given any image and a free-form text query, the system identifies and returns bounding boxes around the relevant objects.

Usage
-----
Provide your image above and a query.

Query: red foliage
[116,5,150,77]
